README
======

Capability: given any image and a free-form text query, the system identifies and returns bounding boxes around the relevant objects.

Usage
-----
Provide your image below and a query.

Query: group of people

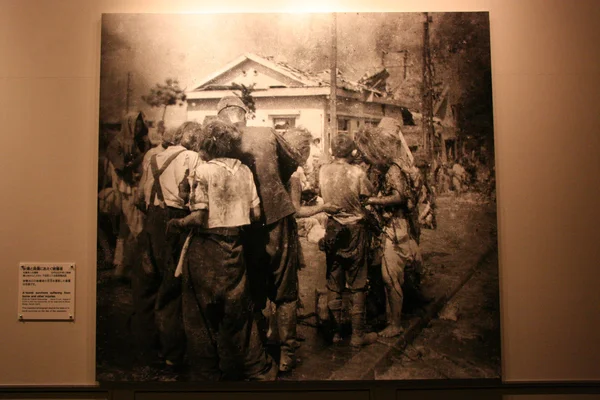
[99,96,432,381]
[431,154,494,197]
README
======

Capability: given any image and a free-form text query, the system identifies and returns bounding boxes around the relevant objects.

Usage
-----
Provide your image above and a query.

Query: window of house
[365,119,380,128]
[338,118,350,133]
[400,108,416,126]
[273,117,296,131]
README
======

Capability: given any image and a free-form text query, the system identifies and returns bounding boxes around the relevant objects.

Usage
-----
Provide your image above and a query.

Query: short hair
[161,128,178,147]
[331,134,355,158]
[354,126,401,165]
[170,121,201,147]
[200,120,241,159]
[282,127,313,165]
[178,121,204,151]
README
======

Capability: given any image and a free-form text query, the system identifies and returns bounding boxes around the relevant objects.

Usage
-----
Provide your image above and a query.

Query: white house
[185,53,416,150]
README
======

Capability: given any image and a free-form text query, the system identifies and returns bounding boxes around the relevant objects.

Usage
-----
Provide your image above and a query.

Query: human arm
[251,204,262,222]
[135,150,161,211]
[249,171,262,222]
[366,165,408,207]
[290,174,339,218]
[170,163,209,229]
[367,192,404,207]
[167,210,207,232]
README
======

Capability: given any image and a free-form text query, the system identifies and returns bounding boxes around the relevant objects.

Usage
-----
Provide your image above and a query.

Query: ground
[375,248,501,380]
[96,191,500,381]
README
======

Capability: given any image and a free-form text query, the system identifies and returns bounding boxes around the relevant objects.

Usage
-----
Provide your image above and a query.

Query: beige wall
[188,95,326,138]
[206,59,305,89]
[187,98,220,124]
[0,0,599,387]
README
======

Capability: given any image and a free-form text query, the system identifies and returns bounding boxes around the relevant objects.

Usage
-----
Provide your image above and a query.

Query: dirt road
[96,192,500,381]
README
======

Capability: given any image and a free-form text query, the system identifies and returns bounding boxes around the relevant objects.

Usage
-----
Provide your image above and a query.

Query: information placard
[18,263,76,321]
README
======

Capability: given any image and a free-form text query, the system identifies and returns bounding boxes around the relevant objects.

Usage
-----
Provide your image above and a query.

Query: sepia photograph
[96,12,500,382]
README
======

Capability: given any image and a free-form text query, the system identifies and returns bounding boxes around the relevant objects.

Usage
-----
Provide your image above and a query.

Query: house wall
[252,96,325,139]
[205,59,302,89]
[186,95,325,140]
[186,98,220,124]
[327,97,407,137]
[187,94,410,146]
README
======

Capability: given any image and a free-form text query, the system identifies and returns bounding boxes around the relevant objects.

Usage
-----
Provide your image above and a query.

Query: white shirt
[190,158,260,228]
[141,145,201,209]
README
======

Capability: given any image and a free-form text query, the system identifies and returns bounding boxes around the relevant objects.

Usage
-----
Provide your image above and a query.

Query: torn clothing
[190,158,259,228]
[234,126,299,225]
[182,231,274,381]
[319,159,374,225]
[244,215,301,310]
[132,205,189,364]
[324,218,370,293]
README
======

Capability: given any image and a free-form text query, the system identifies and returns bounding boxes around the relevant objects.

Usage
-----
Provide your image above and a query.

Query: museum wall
[0,0,599,387]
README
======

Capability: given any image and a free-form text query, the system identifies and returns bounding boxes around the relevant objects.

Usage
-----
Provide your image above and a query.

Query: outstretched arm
[366,165,407,207]
[367,191,404,207]
[290,175,339,218]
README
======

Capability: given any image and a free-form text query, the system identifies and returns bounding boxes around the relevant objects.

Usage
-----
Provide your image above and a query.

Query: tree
[231,83,257,120]
[430,13,494,163]
[142,78,187,122]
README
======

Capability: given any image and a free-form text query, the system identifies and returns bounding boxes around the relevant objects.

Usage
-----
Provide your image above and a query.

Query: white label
[18,263,76,321]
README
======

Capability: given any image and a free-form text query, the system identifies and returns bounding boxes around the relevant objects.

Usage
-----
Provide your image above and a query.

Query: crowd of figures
[97,95,475,381]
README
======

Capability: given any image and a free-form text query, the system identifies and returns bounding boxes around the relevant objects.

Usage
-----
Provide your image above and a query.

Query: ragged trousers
[183,231,275,381]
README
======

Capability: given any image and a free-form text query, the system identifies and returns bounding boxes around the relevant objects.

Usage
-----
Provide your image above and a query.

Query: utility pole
[125,71,133,115]
[422,12,435,159]
[327,12,337,162]
[382,50,409,80]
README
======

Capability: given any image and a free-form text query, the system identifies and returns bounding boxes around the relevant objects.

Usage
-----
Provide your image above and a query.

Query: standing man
[132,122,202,370]
[217,96,302,373]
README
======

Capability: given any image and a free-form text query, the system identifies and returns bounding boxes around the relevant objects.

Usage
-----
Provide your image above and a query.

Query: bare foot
[378,325,404,338]
[350,332,378,347]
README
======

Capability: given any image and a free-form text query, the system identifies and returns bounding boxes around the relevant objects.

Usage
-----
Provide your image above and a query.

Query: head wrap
[217,96,249,114]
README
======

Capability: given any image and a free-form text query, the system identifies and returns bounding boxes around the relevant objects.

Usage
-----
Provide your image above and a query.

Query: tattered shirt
[319,159,374,225]
[190,158,260,229]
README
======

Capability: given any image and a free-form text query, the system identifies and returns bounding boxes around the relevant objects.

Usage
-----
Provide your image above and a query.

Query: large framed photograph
[97,12,500,382]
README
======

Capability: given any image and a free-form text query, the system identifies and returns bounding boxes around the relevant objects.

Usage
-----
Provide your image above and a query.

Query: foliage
[142,78,187,121]
[430,13,494,158]
[231,82,257,119]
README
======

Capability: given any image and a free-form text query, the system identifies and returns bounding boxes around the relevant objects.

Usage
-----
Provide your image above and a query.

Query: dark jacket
[235,126,300,225]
